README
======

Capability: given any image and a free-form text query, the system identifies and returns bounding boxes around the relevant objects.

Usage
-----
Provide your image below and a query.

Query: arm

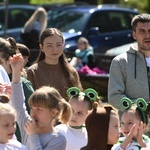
[136,122,146,148]
[23,14,37,33]
[108,58,127,111]
[10,53,30,144]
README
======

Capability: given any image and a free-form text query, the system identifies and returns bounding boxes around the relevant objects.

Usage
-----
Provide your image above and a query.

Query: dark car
[0,4,38,39]
[47,4,139,55]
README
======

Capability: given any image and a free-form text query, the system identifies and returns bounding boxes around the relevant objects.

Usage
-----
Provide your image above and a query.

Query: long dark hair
[35,28,82,88]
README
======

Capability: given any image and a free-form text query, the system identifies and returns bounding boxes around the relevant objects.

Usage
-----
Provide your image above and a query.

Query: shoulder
[7,140,26,149]
[54,124,68,133]
[49,131,67,145]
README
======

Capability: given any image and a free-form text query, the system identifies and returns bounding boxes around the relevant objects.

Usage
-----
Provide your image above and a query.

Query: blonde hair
[28,86,71,124]
[23,7,47,35]
[69,94,99,110]
[78,37,91,49]
[0,103,16,117]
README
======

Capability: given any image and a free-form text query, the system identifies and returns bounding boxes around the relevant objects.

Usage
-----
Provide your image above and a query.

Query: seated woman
[70,37,95,70]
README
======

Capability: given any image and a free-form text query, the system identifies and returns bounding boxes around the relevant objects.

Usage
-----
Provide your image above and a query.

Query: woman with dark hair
[27,28,82,100]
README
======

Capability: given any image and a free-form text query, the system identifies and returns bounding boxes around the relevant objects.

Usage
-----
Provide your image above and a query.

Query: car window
[47,9,89,33]
[0,7,35,30]
[10,8,34,29]
[108,11,135,31]
[0,9,6,30]
[88,12,111,33]
[88,10,136,33]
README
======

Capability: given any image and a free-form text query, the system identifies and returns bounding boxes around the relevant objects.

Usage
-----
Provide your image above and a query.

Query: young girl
[17,43,30,68]
[27,28,82,101]
[10,53,72,149]
[80,103,120,150]
[55,87,99,150]
[70,37,95,70]
[0,102,26,149]
[0,37,34,142]
[112,98,150,150]
[0,37,34,112]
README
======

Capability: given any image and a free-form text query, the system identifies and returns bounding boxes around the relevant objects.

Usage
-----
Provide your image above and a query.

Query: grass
[30,0,73,4]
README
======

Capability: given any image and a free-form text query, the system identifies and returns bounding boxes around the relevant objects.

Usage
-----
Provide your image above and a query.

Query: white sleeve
[0,65,10,84]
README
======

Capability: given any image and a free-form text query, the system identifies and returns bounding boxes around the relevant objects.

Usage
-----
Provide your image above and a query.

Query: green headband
[67,87,98,101]
[120,97,148,123]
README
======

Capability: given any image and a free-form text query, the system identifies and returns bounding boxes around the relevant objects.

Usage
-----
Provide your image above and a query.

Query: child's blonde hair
[28,86,71,124]
[0,102,16,117]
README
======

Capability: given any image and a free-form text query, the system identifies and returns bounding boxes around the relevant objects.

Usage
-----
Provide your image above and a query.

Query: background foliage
[1,0,150,13]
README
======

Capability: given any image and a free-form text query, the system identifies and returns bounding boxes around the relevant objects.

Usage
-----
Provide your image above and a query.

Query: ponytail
[7,37,19,54]
[58,99,72,124]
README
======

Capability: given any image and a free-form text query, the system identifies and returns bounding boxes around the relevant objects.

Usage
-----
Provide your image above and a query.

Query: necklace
[69,124,85,129]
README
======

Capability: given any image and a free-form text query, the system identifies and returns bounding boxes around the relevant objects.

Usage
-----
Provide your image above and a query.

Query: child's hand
[127,123,136,139]
[121,124,136,149]
[0,83,12,100]
[137,121,146,147]
[0,83,11,94]
[9,53,24,71]
[24,119,38,135]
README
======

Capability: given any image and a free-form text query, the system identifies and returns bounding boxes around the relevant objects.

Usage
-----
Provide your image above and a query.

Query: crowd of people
[0,6,149,149]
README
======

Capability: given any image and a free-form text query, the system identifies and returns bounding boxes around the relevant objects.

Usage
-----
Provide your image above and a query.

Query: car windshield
[47,9,89,33]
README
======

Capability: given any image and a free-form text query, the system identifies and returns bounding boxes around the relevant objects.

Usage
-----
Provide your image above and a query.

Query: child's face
[30,106,56,128]
[69,99,90,127]
[22,56,29,67]
[120,111,141,138]
[77,41,86,50]
[0,114,16,143]
[107,112,120,145]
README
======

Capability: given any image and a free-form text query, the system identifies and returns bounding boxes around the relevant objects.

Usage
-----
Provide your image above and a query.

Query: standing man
[108,13,150,111]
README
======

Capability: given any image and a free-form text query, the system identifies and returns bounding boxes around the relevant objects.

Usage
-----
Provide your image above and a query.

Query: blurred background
[2,0,149,13]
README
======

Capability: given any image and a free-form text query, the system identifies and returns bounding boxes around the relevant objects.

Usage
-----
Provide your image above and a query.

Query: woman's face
[107,112,120,145]
[40,35,64,64]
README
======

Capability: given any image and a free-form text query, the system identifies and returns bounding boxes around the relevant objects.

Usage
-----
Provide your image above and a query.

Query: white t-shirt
[0,139,26,150]
[55,124,87,150]
[145,58,150,67]
[0,65,10,84]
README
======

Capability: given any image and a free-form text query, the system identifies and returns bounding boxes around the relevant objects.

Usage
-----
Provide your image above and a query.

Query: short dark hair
[17,43,30,56]
[131,13,150,31]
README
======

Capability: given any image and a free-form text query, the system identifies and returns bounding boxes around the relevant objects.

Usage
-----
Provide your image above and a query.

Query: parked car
[0,4,38,39]
[47,4,139,56]
[105,42,137,56]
